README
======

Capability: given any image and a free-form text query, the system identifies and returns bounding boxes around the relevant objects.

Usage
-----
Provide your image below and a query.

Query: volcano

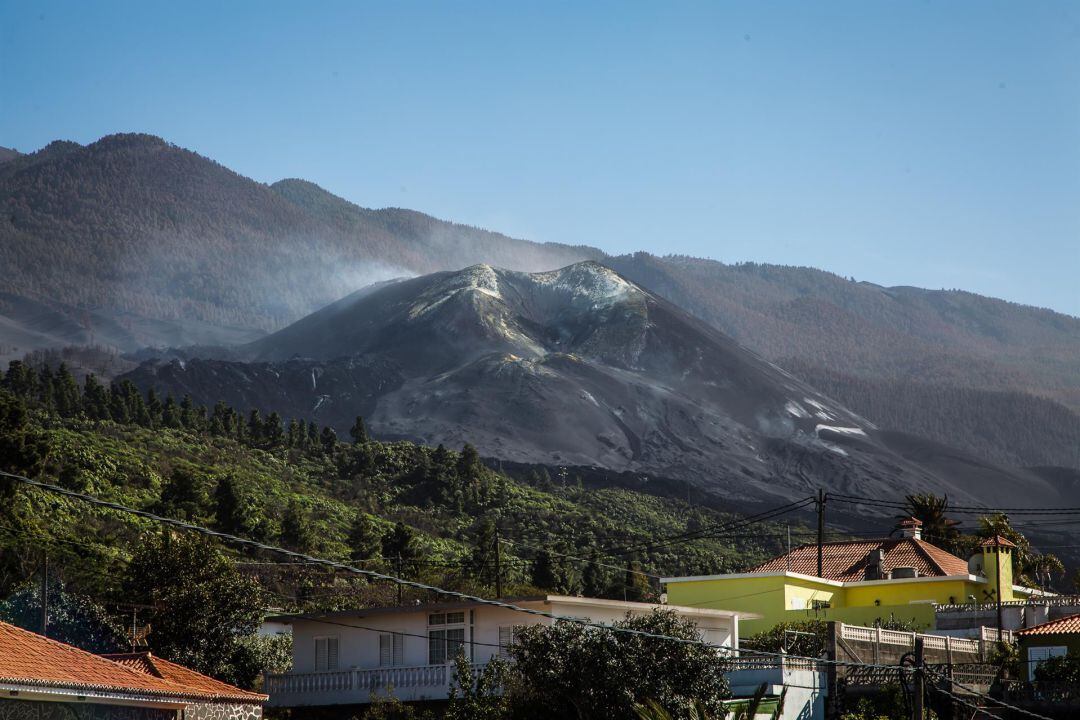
[124,262,1075,507]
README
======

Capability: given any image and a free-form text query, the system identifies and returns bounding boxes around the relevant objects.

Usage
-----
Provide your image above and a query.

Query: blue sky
[2,1,1078,315]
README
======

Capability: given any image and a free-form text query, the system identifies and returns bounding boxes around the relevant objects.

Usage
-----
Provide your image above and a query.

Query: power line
[926,682,1004,720]
[498,538,661,579]
[602,498,817,557]
[0,469,909,672]
[830,494,1080,516]
[924,667,1054,720]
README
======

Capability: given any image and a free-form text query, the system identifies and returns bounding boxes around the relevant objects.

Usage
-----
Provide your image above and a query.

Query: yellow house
[662,520,1046,636]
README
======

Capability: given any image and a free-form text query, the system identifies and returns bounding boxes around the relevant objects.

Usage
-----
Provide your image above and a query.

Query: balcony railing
[265,663,487,706]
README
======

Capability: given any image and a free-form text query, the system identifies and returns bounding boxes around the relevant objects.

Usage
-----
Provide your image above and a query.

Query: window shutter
[315,637,328,671]
[379,634,392,667]
[499,626,512,656]
[327,637,339,670]
[393,633,404,666]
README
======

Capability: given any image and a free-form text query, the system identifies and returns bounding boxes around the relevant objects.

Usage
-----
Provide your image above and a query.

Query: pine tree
[161,395,182,428]
[306,421,319,448]
[286,419,301,447]
[179,395,196,429]
[108,383,130,424]
[37,365,55,410]
[381,522,421,572]
[468,519,497,581]
[2,361,34,398]
[281,499,314,552]
[320,426,338,454]
[210,401,229,436]
[265,412,284,447]
[214,474,245,535]
[531,550,557,590]
[53,363,81,417]
[82,374,110,420]
[145,388,162,427]
[349,415,368,445]
[457,443,483,483]
[247,410,264,444]
[347,514,382,562]
[582,553,608,597]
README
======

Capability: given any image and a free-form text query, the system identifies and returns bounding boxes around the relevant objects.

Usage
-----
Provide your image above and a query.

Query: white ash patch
[815,424,867,438]
[804,398,836,421]
[785,400,810,419]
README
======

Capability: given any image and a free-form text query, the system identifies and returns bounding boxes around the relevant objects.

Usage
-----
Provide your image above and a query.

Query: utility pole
[994,538,1004,647]
[816,489,826,578]
[912,637,925,720]
[494,529,503,599]
[39,552,48,637]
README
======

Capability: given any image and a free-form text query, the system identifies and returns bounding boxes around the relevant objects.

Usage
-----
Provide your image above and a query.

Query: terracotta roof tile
[746,537,970,582]
[979,535,1017,548]
[1016,614,1080,637]
[105,653,266,702]
[0,621,264,703]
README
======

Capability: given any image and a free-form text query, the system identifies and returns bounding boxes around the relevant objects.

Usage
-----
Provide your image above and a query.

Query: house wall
[667,575,982,636]
[665,575,794,636]
[1020,634,1080,681]
[290,602,736,673]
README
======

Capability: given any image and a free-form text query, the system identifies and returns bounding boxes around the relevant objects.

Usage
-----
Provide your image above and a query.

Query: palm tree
[899,493,961,552]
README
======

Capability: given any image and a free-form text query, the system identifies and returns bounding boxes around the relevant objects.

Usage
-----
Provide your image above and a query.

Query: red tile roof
[0,621,265,703]
[104,653,266,703]
[979,535,1017,548]
[746,538,971,582]
[1016,614,1080,637]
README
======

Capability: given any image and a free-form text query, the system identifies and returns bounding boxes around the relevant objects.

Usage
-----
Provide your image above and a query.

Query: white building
[265,595,755,708]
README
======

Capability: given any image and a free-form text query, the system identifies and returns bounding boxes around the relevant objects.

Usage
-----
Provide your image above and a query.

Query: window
[429,628,465,664]
[428,610,466,664]
[379,632,404,667]
[429,611,466,626]
[811,599,831,610]
[498,625,522,657]
[315,636,339,671]
[1028,645,1066,673]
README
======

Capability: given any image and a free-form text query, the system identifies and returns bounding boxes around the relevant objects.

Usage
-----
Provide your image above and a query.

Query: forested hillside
[0,359,803,610]
[0,134,595,340]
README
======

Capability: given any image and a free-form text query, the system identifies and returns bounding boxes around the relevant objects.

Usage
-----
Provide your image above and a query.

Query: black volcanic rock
[122,262,1069,507]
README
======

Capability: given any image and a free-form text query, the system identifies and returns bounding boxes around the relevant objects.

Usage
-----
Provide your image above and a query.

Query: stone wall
[0,698,175,720]
[183,704,261,720]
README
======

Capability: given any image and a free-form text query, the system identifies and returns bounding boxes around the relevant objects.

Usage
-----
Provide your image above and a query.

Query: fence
[936,595,1080,612]
[838,622,1012,654]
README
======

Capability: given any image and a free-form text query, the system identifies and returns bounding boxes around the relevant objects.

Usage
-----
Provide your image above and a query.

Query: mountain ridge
[122,261,1074,509]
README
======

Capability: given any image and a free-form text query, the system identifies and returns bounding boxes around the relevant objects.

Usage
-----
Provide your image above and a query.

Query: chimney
[897,517,923,540]
[864,548,886,580]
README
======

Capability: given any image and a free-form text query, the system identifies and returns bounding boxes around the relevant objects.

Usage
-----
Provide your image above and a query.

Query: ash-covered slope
[124,262,1069,507]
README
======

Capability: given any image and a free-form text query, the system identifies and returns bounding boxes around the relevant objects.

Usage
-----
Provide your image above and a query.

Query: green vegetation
[500,609,730,720]
[0,360,797,687]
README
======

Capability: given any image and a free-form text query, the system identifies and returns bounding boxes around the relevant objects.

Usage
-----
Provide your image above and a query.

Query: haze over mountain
[122,262,1078,510]
[3,133,1078,474]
